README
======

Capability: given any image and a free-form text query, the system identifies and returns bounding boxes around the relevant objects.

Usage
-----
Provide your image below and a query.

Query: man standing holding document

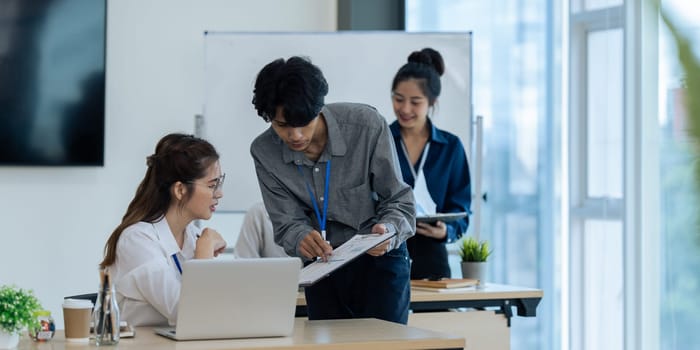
[249,56,416,324]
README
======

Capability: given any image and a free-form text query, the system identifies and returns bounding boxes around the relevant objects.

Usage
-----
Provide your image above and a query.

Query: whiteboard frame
[201,31,473,212]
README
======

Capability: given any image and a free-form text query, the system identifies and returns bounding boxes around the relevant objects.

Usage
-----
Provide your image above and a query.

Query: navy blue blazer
[390,119,472,279]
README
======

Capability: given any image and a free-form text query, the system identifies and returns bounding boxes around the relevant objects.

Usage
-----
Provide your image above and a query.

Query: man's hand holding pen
[300,230,333,261]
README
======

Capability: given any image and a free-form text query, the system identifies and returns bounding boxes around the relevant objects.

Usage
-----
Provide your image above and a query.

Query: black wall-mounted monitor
[0,0,106,166]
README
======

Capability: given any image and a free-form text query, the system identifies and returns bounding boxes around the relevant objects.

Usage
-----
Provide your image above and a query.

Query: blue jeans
[304,242,411,324]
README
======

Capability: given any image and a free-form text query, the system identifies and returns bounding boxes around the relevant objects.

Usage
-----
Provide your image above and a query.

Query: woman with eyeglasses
[99,133,227,326]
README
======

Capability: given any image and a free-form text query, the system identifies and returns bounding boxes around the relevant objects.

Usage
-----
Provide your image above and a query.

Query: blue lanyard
[297,160,331,240]
[172,253,182,274]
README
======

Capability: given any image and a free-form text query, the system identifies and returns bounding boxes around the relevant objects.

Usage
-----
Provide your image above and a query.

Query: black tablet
[416,212,468,224]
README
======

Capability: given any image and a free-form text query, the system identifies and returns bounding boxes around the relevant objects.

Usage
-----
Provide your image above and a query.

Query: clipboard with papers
[299,229,396,287]
[416,212,468,224]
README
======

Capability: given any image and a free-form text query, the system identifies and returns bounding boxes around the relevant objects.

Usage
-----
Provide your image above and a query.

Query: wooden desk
[16,318,464,350]
[296,283,543,350]
[409,283,543,324]
[296,283,542,324]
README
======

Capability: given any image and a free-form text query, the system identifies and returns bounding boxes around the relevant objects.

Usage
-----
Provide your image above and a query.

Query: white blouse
[110,217,200,326]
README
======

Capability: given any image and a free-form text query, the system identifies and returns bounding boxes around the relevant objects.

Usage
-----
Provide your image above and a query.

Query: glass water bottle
[92,268,120,346]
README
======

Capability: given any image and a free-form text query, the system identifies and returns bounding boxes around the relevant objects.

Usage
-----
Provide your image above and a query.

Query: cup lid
[62,298,93,309]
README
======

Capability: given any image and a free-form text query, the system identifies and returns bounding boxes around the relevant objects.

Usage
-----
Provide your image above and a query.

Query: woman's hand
[416,221,447,240]
[195,228,227,258]
[299,230,333,261]
[366,223,393,257]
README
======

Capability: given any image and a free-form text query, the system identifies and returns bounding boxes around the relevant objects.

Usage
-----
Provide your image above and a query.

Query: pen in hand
[300,230,333,262]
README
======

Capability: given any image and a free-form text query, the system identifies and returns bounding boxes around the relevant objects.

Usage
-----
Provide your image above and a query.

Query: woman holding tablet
[390,48,472,279]
[99,133,227,326]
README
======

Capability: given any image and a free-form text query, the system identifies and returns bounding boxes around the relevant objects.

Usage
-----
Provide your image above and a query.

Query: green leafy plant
[0,285,42,334]
[458,236,492,262]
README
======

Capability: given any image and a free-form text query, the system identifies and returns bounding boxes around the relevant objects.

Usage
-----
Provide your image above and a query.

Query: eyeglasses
[187,173,225,195]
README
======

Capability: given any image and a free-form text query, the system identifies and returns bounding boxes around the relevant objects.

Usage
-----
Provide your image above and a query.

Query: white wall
[0,0,336,329]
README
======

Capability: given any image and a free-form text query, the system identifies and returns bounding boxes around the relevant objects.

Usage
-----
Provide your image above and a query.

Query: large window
[408,0,700,349]
[658,1,700,348]
[569,3,626,349]
[406,1,561,349]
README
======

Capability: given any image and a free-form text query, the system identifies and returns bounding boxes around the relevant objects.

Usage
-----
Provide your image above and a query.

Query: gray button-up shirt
[251,102,416,259]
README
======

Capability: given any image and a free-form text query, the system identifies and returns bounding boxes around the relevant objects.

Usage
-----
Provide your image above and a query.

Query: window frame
[568,1,660,349]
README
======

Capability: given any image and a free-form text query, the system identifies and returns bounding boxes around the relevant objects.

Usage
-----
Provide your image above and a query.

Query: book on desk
[410,278,478,292]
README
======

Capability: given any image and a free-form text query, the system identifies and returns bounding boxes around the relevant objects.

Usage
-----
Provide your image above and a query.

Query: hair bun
[407,48,444,76]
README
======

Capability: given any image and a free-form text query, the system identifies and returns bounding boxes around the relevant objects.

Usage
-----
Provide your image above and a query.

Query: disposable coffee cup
[62,299,93,342]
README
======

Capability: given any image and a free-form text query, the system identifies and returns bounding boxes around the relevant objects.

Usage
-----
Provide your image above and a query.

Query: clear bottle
[29,310,55,341]
[92,268,120,345]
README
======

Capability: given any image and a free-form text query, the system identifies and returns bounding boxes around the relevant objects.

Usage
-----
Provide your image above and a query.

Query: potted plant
[458,237,492,287]
[0,285,41,349]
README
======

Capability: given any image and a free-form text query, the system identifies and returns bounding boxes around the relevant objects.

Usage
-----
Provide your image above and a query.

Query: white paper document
[299,230,396,287]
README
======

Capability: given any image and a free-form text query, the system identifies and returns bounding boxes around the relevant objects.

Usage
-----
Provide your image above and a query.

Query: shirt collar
[153,216,198,259]
[280,106,347,165]
[389,118,448,145]
[153,216,180,256]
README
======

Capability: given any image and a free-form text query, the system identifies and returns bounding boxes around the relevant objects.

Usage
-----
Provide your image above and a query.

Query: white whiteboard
[203,32,472,211]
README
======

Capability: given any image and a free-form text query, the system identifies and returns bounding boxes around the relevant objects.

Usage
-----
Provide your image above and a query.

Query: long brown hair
[99,133,219,268]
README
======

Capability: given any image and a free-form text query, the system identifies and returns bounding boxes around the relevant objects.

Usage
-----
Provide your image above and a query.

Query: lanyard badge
[297,160,331,240]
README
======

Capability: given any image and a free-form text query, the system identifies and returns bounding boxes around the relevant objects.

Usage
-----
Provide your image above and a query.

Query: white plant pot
[0,329,19,349]
[460,261,486,288]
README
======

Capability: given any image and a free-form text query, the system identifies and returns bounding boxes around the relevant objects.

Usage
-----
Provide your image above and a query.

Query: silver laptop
[154,257,301,341]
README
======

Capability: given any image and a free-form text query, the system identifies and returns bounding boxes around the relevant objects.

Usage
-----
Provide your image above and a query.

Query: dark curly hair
[252,56,329,127]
